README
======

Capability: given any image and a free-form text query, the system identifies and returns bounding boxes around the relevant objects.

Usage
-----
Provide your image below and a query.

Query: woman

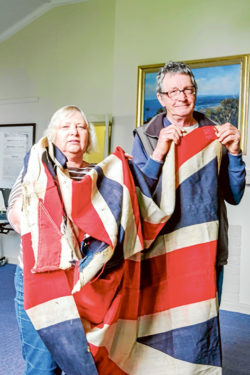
[8,105,97,375]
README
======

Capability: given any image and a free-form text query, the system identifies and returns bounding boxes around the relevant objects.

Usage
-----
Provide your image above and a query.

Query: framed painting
[84,115,112,164]
[0,123,36,188]
[136,54,250,153]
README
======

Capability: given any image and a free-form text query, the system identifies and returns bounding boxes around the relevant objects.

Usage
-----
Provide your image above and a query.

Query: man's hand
[151,124,184,162]
[216,123,241,155]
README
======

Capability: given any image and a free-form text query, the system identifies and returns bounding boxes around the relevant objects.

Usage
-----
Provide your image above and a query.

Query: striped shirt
[8,164,96,211]
[68,164,96,181]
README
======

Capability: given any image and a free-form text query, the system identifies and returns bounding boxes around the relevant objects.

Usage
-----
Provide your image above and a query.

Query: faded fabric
[21,127,222,375]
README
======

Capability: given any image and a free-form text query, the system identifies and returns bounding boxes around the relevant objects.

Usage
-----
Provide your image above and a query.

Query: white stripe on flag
[143,221,219,258]
[90,168,118,247]
[138,298,217,337]
[86,299,221,375]
[26,295,80,330]
[177,140,222,188]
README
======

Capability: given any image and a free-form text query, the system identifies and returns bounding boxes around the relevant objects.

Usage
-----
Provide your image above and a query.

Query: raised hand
[216,123,241,155]
[152,124,184,162]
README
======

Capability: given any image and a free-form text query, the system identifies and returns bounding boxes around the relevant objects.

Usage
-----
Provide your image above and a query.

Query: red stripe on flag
[35,199,63,271]
[139,241,217,315]
[72,259,141,325]
[43,163,65,225]
[71,175,113,246]
[22,233,71,310]
[33,164,65,271]
[90,344,129,375]
[142,220,166,241]
[176,126,218,169]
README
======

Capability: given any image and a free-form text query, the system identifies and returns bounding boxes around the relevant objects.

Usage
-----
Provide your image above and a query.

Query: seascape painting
[143,64,240,127]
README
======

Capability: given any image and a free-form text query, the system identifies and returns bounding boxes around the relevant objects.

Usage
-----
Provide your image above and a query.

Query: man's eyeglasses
[160,86,196,99]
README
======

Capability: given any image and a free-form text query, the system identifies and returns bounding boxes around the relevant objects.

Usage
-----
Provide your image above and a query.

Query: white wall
[111,0,250,315]
[0,0,116,137]
[0,0,249,314]
[0,0,116,265]
[111,0,250,152]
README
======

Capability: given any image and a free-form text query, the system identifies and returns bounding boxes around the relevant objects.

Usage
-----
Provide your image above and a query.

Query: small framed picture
[0,123,35,188]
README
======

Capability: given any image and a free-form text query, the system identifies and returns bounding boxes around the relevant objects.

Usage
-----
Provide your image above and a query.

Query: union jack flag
[21,126,222,374]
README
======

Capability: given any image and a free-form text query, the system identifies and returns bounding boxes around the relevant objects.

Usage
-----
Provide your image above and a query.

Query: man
[132,61,246,303]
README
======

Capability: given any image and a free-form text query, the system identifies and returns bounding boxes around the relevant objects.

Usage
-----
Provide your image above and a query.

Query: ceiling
[0,0,88,43]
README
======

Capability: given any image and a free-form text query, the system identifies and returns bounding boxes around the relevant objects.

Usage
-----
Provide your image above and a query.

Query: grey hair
[156,61,198,93]
[44,105,96,153]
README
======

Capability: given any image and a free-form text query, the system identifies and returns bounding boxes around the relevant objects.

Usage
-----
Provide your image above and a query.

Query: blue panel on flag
[129,160,153,198]
[95,166,123,223]
[79,239,109,270]
[161,158,218,234]
[137,316,221,366]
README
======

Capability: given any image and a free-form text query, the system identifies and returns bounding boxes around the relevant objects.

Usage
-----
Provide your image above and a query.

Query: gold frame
[84,115,112,164]
[136,54,250,153]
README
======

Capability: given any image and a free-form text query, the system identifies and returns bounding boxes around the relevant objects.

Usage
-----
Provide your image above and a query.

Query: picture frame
[84,115,112,164]
[0,123,36,188]
[136,54,250,153]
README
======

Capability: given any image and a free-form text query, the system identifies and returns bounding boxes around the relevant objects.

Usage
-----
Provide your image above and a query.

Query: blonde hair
[44,105,96,153]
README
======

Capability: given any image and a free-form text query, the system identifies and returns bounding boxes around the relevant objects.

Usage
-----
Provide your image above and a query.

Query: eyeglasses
[160,86,195,99]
